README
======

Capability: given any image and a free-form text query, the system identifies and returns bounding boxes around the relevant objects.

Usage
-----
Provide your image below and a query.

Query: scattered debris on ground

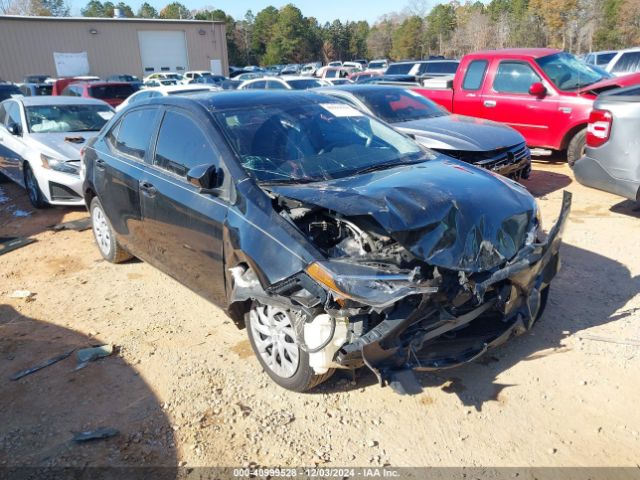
[9,350,74,381]
[0,236,36,256]
[51,217,92,232]
[75,344,114,370]
[72,427,119,443]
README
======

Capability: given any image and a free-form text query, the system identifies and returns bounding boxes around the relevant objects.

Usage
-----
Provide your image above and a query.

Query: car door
[0,100,28,184]
[480,60,559,147]
[93,106,162,255]
[452,59,490,117]
[138,107,228,305]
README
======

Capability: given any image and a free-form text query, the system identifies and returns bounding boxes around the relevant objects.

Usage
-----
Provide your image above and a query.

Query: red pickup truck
[413,48,640,163]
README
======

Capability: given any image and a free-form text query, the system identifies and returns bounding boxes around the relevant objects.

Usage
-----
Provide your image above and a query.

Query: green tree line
[2,0,639,66]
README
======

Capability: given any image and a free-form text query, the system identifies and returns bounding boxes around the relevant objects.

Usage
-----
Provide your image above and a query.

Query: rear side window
[611,52,640,74]
[90,84,135,100]
[420,62,459,75]
[109,108,158,161]
[386,63,413,75]
[462,60,488,90]
[493,61,541,93]
[597,52,616,66]
[154,110,218,178]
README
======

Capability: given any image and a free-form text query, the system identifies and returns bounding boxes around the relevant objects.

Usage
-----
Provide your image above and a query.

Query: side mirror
[187,164,221,192]
[529,82,547,97]
[7,123,22,136]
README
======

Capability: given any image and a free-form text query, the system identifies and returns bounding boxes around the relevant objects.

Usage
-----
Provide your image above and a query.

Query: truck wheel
[567,129,587,166]
[246,302,334,392]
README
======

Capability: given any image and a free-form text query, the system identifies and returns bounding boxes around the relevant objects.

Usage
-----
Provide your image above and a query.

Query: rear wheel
[246,302,334,392]
[566,128,587,166]
[23,163,48,209]
[90,197,132,263]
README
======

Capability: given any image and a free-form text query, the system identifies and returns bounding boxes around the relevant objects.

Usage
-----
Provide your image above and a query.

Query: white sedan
[238,76,329,90]
[0,96,114,208]
[116,84,218,112]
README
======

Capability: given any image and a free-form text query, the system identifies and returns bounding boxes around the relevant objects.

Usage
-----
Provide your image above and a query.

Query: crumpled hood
[269,158,537,272]
[30,132,97,159]
[394,114,524,152]
[577,73,640,95]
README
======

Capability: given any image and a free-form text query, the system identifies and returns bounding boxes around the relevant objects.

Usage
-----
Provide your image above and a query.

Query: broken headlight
[306,260,438,308]
[40,153,80,176]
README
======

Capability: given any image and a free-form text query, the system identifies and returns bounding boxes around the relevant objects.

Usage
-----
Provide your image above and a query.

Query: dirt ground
[1,159,639,470]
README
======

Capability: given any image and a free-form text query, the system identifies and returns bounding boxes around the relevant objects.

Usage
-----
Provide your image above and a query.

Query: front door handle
[484,100,497,108]
[139,181,157,197]
[95,158,106,170]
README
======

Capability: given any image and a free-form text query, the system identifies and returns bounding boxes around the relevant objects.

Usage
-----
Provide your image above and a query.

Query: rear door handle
[95,158,106,170]
[484,100,497,108]
[139,181,157,197]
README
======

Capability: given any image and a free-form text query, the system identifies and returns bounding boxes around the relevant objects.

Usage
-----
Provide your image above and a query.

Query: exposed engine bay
[230,186,572,394]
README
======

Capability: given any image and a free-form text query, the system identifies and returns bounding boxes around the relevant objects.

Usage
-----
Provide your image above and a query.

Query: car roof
[14,96,110,106]
[465,48,561,59]
[69,81,130,87]
[149,90,343,112]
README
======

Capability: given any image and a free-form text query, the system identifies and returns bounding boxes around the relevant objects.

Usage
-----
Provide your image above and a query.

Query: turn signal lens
[306,262,349,301]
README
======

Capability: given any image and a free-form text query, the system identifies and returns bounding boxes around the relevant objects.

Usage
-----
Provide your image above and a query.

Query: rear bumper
[336,191,571,394]
[573,155,640,201]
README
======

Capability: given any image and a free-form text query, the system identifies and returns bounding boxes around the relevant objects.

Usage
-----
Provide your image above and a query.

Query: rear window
[287,79,323,90]
[386,63,414,75]
[89,84,135,100]
[611,52,640,74]
[462,60,488,90]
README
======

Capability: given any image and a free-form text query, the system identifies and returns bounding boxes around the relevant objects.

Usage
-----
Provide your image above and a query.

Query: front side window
[5,102,22,130]
[214,101,430,184]
[109,108,158,160]
[611,52,640,74]
[154,111,218,178]
[493,62,541,93]
[26,104,114,133]
[462,60,488,90]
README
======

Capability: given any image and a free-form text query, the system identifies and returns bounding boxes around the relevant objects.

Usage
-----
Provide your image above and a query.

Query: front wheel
[90,197,132,263]
[246,303,334,392]
[566,129,587,166]
[23,163,48,209]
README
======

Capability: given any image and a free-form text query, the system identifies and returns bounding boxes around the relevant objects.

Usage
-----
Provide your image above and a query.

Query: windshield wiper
[350,161,408,176]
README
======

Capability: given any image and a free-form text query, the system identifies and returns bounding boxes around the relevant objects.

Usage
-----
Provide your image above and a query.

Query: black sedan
[320,85,532,180]
[82,91,570,394]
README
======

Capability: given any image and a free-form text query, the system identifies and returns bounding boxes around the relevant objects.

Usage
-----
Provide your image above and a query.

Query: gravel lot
[1,160,639,469]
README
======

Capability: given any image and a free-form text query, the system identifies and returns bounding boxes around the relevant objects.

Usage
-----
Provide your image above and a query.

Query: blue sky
[71,0,408,23]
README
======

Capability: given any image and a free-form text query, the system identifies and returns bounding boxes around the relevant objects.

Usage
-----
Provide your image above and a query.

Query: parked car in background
[51,76,101,95]
[323,78,354,86]
[353,59,368,68]
[320,67,350,80]
[327,61,342,67]
[300,63,322,76]
[386,60,460,78]
[349,71,382,83]
[115,84,216,111]
[0,96,114,207]
[0,83,23,101]
[24,74,51,84]
[572,84,640,201]
[183,70,214,83]
[193,75,226,87]
[343,61,364,72]
[82,90,569,393]
[321,85,531,179]
[583,50,619,67]
[18,83,53,96]
[414,48,640,163]
[238,76,328,91]
[235,72,265,82]
[60,81,136,108]
[107,74,142,90]
[143,72,185,85]
[367,59,389,72]
[280,64,301,75]
[605,48,640,77]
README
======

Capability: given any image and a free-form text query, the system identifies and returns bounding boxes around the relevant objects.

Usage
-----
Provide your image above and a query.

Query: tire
[90,197,132,263]
[246,303,335,392]
[23,163,49,209]
[566,128,587,167]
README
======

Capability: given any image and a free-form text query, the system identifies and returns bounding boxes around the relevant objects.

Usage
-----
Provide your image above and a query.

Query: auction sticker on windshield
[321,103,363,117]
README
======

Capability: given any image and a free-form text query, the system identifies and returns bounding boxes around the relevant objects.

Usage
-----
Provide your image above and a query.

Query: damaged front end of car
[228,169,571,393]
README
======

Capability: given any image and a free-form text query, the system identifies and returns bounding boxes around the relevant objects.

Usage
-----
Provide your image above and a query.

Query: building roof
[0,15,224,24]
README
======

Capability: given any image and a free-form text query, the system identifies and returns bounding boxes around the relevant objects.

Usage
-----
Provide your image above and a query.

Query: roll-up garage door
[138,30,189,74]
